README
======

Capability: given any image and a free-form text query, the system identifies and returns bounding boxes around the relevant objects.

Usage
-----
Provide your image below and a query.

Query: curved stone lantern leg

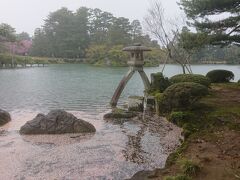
[110,44,152,108]
[110,69,135,107]
[110,68,151,108]
[138,70,150,90]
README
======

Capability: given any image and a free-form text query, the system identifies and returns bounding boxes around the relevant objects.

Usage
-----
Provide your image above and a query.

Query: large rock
[20,110,96,135]
[103,109,138,125]
[104,110,137,119]
[0,109,11,126]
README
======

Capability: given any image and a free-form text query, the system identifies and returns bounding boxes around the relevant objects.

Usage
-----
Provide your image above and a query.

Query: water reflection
[0,64,239,113]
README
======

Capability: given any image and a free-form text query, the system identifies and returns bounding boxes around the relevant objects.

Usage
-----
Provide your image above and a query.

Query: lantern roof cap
[123,43,151,52]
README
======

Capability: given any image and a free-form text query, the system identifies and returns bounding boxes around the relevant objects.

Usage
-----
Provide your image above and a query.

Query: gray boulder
[104,111,137,119]
[0,109,11,126]
[20,110,96,134]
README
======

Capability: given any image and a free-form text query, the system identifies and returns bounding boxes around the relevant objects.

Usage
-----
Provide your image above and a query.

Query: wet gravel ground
[0,110,182,180]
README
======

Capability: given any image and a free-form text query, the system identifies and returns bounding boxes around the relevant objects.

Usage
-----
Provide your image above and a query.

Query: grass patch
[212,83,240,89]
[166,83,240,164]
[150,83,240,180]
[164,174,191,180]
[178,158,201,176]
[166,141,188,166]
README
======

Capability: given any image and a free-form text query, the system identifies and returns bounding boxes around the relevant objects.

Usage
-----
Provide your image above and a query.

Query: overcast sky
[0,0,181,35]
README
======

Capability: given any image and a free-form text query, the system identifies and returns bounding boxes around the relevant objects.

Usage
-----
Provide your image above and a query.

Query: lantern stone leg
[138,70,150,90]
[110,43,152,108]
[110,69,135,107]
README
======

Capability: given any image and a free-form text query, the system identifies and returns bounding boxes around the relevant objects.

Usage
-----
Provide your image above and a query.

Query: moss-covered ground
[130,83,240,180]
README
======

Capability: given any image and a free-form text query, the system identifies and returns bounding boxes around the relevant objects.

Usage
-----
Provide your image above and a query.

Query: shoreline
[130,83,240,180]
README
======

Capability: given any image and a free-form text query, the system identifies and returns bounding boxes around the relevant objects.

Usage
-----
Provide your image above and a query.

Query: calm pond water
[0,64,239,179]
[0,64,239,113]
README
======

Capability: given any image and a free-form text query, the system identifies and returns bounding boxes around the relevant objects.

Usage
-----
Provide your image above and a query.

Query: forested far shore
[1,53,239,69]
[1,6,240,67]
[0,46,165,67]
[30,7,159,58]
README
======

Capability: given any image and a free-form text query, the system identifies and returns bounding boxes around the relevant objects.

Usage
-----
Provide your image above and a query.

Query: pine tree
[179,0,240,46]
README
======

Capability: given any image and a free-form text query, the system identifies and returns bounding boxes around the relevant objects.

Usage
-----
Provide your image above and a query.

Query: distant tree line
[1,2,240,67]
[30,7,160,61]
[0,23,31,55]
[0,23,16,53]
[189,45,240,64]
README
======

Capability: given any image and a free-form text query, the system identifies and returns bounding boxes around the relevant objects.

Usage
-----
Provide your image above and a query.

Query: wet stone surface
[0,110,182,179]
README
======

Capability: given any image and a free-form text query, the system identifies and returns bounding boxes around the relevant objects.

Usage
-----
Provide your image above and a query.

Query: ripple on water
[0,110,182,179]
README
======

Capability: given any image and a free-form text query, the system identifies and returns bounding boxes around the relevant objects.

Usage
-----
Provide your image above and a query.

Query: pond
[0,64,239,113]
[0,64,239,179]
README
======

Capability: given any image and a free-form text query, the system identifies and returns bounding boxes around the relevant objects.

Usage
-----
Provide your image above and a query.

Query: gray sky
[0,0,181,35]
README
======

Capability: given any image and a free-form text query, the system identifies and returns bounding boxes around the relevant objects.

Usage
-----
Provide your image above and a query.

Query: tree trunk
[182,65,186,74]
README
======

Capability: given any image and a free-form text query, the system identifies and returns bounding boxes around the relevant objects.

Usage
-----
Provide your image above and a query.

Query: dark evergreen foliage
[0,23,16,42]
[206,69,235,83]
[30,7,159,59]
[179,0,240,46]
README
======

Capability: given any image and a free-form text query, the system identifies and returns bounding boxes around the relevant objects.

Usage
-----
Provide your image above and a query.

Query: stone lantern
[110,43,151,107]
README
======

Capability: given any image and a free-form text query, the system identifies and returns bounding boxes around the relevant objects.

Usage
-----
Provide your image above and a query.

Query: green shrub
[150,72,172,93]
[179,159,200,176]
[169,111,194,127]
[168,111,199,138]
[155,93,164,115]
[155,93,163,101]
[157,82,209,113]
[0,53,11,64]
[206,69,234,83]
[170,74,211,87]
[238,79,240,83]
[164,174,191,180]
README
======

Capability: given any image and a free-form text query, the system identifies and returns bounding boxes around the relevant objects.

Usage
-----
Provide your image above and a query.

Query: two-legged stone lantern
[110,43,151,108]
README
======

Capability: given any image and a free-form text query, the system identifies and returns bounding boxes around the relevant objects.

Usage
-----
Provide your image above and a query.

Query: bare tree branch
[144,0,192,74]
